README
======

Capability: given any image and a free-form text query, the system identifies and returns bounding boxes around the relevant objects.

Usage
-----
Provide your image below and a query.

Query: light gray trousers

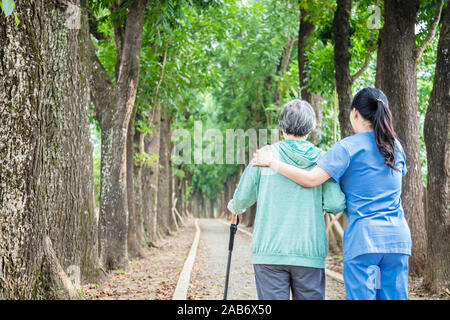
[253,264,325,300]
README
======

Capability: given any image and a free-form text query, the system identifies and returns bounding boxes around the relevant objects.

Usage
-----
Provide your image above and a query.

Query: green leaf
[14,12,19,25]
[2,0,14,17]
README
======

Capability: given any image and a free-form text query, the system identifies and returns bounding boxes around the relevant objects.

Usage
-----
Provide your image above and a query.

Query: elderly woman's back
[227,99,346,300]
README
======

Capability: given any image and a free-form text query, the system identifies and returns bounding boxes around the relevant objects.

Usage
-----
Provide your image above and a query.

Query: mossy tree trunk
[173,170,183,223]
[90,0,148,270]
[147,106,161,243]
[0,0,99,298]
[126,107,142,258]
[156,106,174,235]
[423,5,450,293]
[140,131,153,245]
[133,114,145,247]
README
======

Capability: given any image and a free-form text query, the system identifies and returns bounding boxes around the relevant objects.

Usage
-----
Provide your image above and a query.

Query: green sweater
[228,140,346,269]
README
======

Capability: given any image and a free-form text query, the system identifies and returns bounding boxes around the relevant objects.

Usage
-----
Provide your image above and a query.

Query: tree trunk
[333,0,354,139]
[375,0,427,275]
[192,193,200,217]
[297,8,323,144]
[423,5,450,293]
[308,94,324,144]
[200,195,206,218]
[181,177,188,217]
[97,0,147,270]
[216,190,226,218]
[0,0,99,298]
[204,197,211,219]
[156,106,174,235]
[174,173,183,224]
[209,198,215,218]
[145,107,161,243]
[140,133,152,244]
[298,8,315,99]
[133,118,145,246]
[126,107,141,258]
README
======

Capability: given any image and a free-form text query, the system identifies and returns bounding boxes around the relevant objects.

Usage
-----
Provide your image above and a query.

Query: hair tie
[376,98,386,108]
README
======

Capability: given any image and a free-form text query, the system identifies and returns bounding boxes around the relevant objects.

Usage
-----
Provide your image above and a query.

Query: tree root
[43,236,79,300]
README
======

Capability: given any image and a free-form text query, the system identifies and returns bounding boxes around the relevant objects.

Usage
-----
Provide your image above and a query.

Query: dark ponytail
[351,87,399,171]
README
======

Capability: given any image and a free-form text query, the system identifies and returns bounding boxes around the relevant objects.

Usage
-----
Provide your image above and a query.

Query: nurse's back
[317,107,412,262]
[339,131,406,220]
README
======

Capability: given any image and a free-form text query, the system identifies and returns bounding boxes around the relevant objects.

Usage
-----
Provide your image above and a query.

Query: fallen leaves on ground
[81,219,196,300]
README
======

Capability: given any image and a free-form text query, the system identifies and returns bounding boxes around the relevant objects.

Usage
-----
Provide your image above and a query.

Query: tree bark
[181,175,189,217]
[423,5,450,293]
[298,8,315,100]
[0,0,99,298]
[204,197,211,219]
[147,107,161,243]
[375,0,427,275]
[174,172,183,224]
[97,0,147,270]
[333,0,354,139]
[140,131,152,244]
[156,106,174,235]
[126,107,141,258]
[297,8,323,144]
[133,116,145,246]
[192,193,201,217]
[308,94,324,144]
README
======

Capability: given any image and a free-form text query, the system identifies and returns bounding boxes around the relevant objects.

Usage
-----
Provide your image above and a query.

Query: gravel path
[188,218,257,299]
[188,218,346,300]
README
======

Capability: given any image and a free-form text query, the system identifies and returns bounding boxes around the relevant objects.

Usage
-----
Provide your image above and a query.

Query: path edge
[172,219,201,300]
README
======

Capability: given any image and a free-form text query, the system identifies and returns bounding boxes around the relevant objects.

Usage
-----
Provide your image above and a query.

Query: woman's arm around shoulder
[252,146,330,187]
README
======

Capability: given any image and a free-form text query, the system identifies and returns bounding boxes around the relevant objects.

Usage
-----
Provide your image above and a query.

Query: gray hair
[278,99,316,137]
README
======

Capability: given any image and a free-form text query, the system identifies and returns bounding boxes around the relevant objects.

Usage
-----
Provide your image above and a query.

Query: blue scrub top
[317,131,412,261]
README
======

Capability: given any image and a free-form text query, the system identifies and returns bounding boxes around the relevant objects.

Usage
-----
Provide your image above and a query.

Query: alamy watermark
[66,265,81,290]
[171,121,280,165]
[366,5,381,30]
[65,3,81,30]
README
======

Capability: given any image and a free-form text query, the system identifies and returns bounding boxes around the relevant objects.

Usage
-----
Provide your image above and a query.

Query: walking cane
[223,214,239,300]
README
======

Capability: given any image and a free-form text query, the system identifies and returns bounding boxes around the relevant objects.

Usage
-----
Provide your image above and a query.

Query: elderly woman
[228,99,346,300]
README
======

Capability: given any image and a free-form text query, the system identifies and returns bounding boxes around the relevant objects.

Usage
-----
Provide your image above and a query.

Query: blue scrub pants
[343,253,409,300]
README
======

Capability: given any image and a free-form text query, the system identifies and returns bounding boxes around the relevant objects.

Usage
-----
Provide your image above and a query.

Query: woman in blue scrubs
[252,87,412,300]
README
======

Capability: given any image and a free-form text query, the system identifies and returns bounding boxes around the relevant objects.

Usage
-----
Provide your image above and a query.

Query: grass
[115,269,126,275]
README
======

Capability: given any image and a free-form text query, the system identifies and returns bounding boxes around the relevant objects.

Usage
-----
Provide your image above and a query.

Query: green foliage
[114,269,125,275]
[88,0,440,201]
[134,151,159,167]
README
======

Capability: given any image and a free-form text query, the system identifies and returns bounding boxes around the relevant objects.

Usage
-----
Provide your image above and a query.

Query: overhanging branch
[415,0,444,62]
[351,44,377,82]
